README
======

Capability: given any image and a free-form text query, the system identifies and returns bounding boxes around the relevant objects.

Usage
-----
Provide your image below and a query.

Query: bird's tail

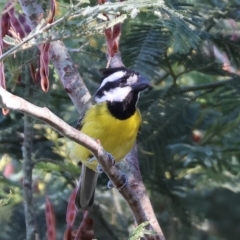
[75,164,98,211]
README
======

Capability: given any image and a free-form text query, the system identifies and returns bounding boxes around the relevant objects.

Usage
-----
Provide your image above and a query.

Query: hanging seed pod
[64,188,78,240]
[18,14,31,34]
[40,43,50,92]
[45,197,56,240]
[8,4,25,39]
[74,211,95,240]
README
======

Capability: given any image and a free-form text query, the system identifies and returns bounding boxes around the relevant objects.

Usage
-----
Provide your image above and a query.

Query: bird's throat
[107,92,139,120]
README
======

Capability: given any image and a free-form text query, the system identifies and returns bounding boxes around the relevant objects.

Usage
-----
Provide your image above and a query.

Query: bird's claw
[107,180,114,189]
[107,153,115,166]
[118,172,128,190]
[107,172,128,190]
[97,164,103,173]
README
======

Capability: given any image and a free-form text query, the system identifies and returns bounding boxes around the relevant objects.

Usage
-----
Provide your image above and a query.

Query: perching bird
[70,67,149,211]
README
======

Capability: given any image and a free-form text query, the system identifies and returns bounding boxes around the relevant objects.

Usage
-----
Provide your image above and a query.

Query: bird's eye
[121,77,127,84]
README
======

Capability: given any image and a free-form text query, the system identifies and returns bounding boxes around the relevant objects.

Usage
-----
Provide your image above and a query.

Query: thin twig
[164,52,177,85]
[21,67,39,240]
[66,42,89,52]
[22,115,39,240]
[175,62,216,78]
[154,72,169,85]
[179,78,233,93]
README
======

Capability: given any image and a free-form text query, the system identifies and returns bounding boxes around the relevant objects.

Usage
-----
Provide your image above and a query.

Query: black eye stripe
[95,69,139,98]
[96,80,120,97]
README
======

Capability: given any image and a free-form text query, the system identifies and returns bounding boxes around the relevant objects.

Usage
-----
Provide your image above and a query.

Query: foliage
[1,0,240,240]
[128,221,157,240]
[0,190,11,206]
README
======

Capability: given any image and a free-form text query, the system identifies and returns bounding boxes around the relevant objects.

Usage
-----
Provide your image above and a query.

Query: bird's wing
[76,95,97,130]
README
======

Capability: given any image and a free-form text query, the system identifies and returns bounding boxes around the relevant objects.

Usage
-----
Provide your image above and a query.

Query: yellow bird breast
[70,103,142,171]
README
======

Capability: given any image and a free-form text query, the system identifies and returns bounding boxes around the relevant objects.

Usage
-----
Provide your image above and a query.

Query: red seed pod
[74,211,95,240]
[47,0,56,24]
[39,43,50,92]
[104,28,113,57]
[40,67,49,92]
[104,27,112,43]
[18,14,31,34]
[42,43,50,64]
[192,130,203,143]
[29,64,36,83]
[32,57,41,84]
[104,24,122,56]
[63,226,72,240]
[3,162,15,177]
[16,74,21,83]
[45,197,56,240]
[98,0,106,4]
[112,23,122,41]
[35,68,41,83]
[0,15,10,47]
[9,10,25,39]
[66,188,77,226]
[112,40,119,54]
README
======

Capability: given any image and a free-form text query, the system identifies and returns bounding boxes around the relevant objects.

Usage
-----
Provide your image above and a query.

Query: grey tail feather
[75,164,98,212]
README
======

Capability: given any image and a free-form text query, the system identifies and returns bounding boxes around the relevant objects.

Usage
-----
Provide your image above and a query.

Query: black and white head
[95,67,149,119]
[95,67,149,103]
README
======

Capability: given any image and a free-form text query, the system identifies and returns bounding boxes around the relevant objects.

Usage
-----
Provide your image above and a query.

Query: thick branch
[107,48,164,240]
[0,87,148,226]
[124,145,165,240]
[17,1,164,238]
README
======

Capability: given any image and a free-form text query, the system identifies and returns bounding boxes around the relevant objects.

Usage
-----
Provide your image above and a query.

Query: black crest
[99,67,127,78]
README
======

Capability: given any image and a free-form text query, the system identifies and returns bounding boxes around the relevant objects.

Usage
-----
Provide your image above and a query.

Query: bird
[70,67,149,211]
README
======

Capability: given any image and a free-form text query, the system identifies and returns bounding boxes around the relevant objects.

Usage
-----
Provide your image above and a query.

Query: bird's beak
[131,76,150,92]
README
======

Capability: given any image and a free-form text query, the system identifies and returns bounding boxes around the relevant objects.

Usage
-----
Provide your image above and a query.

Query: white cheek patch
[127,74,138,85]
[100,71,126,88]
[95,86,132,103]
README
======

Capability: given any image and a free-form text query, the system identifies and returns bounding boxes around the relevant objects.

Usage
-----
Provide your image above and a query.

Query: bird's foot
[107,153,115,166]
[97,164,104,173]
[118,171,128,190]
[107,171,128,190]
[107,180,114,189]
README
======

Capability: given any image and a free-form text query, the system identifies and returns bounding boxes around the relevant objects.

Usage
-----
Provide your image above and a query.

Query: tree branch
[22,114,39,240]
[164,52,177,85]
[179,78,233,93]
[21,66,39,240]
[17,1,165,238]
[124,144,165,240]
[0,86,148,227]
[107,54,164,239]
